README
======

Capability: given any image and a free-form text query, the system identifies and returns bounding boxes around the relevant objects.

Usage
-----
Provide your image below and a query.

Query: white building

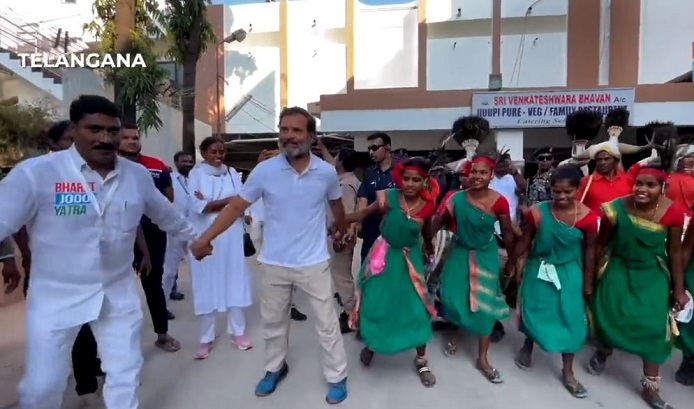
[212,0,694,162]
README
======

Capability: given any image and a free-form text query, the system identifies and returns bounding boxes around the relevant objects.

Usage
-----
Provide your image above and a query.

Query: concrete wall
[353,2,419,89]
[286,0,347,110]
[223,3,281,134]
[638,0,694,84]
[427,0,568,90]
[0,75,62,113]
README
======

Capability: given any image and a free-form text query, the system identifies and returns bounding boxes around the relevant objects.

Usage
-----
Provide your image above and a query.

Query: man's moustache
[94,144,115,151]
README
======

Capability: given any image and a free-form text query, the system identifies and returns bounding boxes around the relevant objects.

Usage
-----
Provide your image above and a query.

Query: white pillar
[495,129,524,171]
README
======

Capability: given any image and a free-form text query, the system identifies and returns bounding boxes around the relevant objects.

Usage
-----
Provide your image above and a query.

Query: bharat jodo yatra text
[18,53,147,69]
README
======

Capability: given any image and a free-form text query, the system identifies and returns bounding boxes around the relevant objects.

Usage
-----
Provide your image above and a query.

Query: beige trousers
[261,261,348,383]
[329,240,356,312]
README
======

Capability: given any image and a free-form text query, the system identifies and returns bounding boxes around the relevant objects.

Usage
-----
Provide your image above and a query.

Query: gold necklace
[551,201,578,227]
[632,197,659,221]
[401,195,422,219]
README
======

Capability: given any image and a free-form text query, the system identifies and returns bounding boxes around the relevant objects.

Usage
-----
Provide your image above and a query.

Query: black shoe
[169,291,184,301]
[290,307,307,321]
[339,312,352,334]
[676,355,694,386]
[490,321,505,343]
[166,310,176,320]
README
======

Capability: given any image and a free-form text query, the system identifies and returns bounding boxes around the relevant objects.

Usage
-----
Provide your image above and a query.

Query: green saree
[519,202,588,354]
[356,189,436,355]
[439,191,509,337]
[592,198,673,364]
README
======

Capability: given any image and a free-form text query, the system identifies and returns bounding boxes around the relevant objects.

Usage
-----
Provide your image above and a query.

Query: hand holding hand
[190,239,213,261]
[2,259,20,294]
[673,290,691,312]
[138,255,152,277]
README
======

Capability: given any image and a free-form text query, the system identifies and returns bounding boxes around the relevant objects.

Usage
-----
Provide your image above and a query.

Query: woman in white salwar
[188,137,253,359]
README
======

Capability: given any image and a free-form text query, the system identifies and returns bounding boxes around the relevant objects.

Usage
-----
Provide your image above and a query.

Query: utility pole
[114,0,137,124]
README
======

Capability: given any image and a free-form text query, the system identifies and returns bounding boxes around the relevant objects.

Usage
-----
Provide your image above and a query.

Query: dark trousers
[72,324,101,396]
[134,229,168,335]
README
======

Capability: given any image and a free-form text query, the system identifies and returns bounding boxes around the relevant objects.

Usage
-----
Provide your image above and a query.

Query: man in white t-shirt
[488,153,526,343]
[191,107,349,405]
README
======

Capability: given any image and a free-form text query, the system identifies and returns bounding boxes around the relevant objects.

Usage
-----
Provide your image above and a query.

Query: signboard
[472,88,635,128]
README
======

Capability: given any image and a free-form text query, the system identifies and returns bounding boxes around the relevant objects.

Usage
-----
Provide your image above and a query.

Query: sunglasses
[537,155,553,161]
[367,144,384,152]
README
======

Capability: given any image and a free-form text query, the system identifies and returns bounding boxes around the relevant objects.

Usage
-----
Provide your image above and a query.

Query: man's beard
[278,140,311,159]
[178,167,191,177]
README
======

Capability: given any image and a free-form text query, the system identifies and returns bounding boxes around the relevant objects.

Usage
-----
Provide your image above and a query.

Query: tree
[0,100,56,174]
[85,0,169,133]
[163,0,216,155]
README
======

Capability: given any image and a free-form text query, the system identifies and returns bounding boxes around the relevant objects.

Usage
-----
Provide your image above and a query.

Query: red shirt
[137,154,171,196]
[577,164,641,213]
[666,172,694,215]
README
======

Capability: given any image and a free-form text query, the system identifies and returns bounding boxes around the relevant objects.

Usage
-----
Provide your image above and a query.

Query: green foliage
[84,0,169,133]
[0,102,56,167]
[163,0,216,62]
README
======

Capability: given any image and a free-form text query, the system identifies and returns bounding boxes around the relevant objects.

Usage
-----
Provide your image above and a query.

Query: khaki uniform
[328,172,360,312]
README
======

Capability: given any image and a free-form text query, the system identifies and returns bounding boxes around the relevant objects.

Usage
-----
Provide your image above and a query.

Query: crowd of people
[1,95,693,409]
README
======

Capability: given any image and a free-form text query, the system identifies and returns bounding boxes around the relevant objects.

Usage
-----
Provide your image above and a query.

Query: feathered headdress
[565,109,603,141]
[493,147,512,164]
[642,121,678,145]
[604,107,630,139]
[441,116,490,151]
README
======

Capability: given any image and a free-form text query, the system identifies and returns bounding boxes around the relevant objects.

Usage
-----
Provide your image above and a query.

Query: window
[157,61,183,86]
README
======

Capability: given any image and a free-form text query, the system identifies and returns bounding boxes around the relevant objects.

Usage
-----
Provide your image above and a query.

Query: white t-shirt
[489,174,518,233]
[239,154,342,268]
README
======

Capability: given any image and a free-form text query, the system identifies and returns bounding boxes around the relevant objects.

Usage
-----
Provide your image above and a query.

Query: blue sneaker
[255,363,289,397]
[325,378,347,404]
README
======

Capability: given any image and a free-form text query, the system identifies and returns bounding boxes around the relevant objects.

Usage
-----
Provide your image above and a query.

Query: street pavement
[0,245,693,409]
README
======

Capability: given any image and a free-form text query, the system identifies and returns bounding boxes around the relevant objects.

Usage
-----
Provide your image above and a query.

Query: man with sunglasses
[356,132,395,263]
[525,147,555,205]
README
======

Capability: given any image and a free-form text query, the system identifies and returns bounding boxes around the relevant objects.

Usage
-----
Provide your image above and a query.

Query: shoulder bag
[227,168,256,257]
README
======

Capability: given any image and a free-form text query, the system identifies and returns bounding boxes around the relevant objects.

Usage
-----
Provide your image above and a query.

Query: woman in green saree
[433,155,516,384]
[345,157,440,387]
[588,165,689,409]
[513,165,598,398]
[675,217,694,385]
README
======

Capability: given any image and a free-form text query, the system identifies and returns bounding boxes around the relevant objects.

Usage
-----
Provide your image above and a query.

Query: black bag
[243,231,256,257]
[228,167,257,258]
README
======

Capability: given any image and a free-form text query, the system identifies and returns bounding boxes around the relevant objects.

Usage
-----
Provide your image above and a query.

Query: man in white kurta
[0,95,196,409]
[162,151,195,307]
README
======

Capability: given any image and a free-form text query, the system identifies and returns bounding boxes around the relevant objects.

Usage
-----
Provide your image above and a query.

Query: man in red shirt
[118,124,181,352]
[667,150,694,216]
[576,148,636,212]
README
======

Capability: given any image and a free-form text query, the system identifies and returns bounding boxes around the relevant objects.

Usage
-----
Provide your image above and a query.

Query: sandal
[415,357,436,387]
[360,347,374,367]
[442,340,457,357]
[477,366,504,384]
[562,375,588,398]
[642,390,674,409]
[194,342,213,360]
[587,350,607,375]
[514,348,532,370]
[155,335,181,353]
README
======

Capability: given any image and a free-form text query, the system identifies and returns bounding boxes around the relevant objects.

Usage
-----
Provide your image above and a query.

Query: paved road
[1,254,693,409]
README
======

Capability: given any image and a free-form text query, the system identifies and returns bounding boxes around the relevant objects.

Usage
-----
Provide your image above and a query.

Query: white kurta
[0,147,196,409]
[187,163,252,315]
